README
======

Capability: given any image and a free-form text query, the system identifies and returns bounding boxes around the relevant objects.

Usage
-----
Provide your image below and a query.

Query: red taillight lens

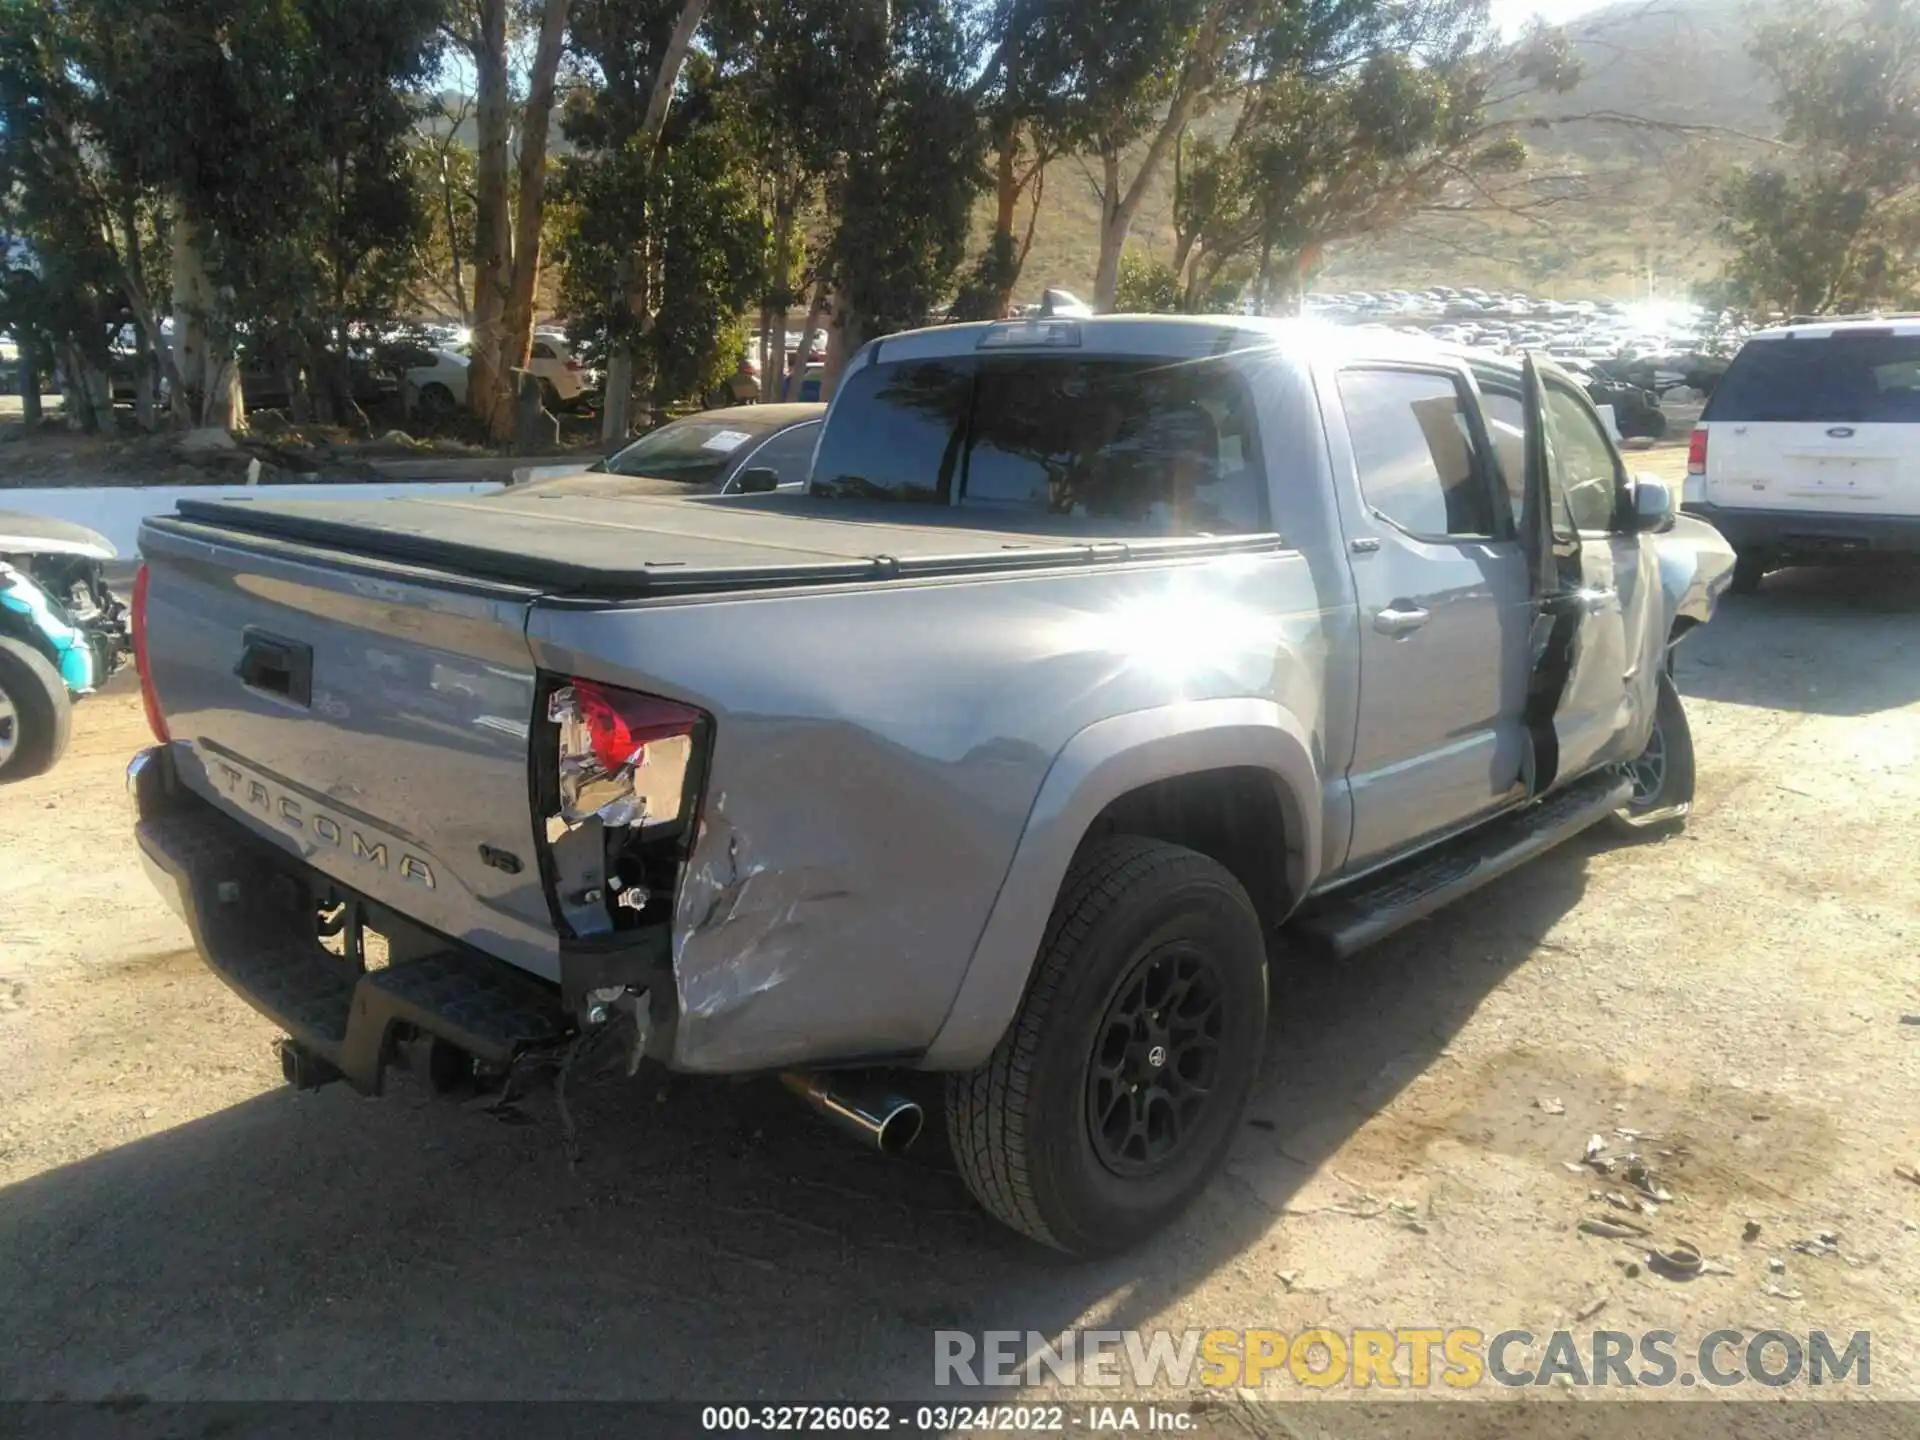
[1686,427,1708,476]
[550,679,704,829]
[131,563,170,744]
[565,358,585,371]
[572,678,700,773]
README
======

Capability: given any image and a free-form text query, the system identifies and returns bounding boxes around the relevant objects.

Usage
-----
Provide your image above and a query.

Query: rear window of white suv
[1706,332,1920,424]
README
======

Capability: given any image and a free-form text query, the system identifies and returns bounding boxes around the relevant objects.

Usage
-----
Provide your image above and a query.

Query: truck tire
[945,836,1268,1255]
[0,636,73,783]
[1729,549,1768,595]
[1612,670,1694,832]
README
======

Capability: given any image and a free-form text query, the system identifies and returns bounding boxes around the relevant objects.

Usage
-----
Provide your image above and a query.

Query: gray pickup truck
[129,316,1734,1255]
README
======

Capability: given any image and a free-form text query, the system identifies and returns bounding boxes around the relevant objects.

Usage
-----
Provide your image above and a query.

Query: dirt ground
[1,559,1917,1425]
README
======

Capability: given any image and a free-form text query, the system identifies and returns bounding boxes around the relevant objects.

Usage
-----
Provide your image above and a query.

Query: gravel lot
[1,552,1916,1427]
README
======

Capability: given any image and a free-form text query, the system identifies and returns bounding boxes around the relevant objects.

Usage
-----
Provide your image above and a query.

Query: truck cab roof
[863,312,1531,379]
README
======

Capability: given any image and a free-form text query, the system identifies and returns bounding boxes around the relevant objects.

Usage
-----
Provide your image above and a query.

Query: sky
[1491,0,1614,33]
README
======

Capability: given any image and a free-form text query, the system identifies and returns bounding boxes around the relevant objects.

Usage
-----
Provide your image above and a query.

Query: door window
[735,421,821,487]
[1477,388,1527,526]
[530,342,556,361]
[1337,369,1495,538]
[1541,382,1621,535]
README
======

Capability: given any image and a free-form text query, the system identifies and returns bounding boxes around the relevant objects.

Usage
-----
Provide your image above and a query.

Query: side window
[810,360,973,502]
[1336,369,1495,539]
[1542,383,1621,534]
[737,422,821,487]
[960,359,1266,535]
[1478,388,1526,527]
[530,342,556,361]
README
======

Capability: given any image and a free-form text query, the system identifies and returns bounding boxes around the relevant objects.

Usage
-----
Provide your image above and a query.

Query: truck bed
[167,489,1284,598]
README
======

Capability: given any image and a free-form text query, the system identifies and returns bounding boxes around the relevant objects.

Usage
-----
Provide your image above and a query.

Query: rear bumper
[1683,502,1920,558]
[130,744,673,1093]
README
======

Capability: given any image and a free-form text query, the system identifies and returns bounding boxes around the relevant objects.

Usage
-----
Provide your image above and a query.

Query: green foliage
[1710,0,1920,314]
[0,0,167,371]
[828,0,988,338]
[408,102,480,322]
[1170,0,1580,312]
[645,91,768,406]
[1113,249,1181,313]
[1007,0,1207,159]
[560,8,768,411]
[2,0,442,423]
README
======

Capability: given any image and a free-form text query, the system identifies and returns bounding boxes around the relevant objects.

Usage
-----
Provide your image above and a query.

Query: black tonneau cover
[168,489,1284,598]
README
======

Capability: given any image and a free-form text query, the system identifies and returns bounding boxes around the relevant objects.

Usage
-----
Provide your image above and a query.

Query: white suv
[1684,316,1920,592]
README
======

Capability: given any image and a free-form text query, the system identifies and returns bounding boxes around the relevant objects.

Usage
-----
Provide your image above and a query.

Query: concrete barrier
[0,479,503,560]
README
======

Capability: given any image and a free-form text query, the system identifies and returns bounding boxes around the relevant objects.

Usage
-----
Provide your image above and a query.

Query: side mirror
[734,466,780,494]
[1632,475,1676,533]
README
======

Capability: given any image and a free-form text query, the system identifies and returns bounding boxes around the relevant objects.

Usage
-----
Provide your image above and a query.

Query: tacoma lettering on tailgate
[211,760,437,888]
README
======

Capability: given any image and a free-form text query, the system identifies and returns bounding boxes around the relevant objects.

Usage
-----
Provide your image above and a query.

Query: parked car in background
[402,331,596,419]
[511,404,825,492]
[0,513,130,782]
[1684,316,1920,592]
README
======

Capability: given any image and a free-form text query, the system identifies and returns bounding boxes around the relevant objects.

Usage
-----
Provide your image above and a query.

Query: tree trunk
[58,344,90,432]
[820,289,864,402]
[641,0,709,142]
[134,360,156,430]
[495,0,574,444]
[986,125,1025,315]
[18,335,43,428]
[1092,150,1128,312]
[789,278,829,399]
[121,196,158,432]
[760,176,795,403]
[1090,26,1215,312]
[440,152,470,326]
[467,0,513,435]
[84,360,115,434]
[110,241,185,427]
[170,208,242,430]
[600,347,636,447]
[596,0,712,443]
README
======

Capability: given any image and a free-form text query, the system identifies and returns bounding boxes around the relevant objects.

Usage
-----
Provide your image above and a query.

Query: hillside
[1005,0,1780,301]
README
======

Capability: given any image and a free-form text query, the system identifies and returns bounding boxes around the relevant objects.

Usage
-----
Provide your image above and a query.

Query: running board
[1290,770,1633,959]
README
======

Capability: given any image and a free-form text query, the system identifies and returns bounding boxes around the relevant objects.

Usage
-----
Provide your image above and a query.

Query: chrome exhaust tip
[781,1072,924,1155]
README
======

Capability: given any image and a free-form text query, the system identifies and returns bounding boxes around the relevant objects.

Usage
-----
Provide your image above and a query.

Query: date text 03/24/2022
[698,1405,1192,1432]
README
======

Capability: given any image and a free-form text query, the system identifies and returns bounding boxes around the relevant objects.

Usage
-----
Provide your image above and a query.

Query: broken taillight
[131,563,170,744]
[548,678,704,831]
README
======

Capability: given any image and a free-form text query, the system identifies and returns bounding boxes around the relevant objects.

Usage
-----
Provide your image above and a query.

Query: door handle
[236,628,313,707]
[1373,603,1432,638]
[1579,587,1616,614]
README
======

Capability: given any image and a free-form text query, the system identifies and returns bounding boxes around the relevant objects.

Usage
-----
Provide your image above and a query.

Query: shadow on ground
[1676,564,1920,717]
[0,833,1605,1405]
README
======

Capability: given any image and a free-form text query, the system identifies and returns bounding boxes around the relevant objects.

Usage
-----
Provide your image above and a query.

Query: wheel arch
[920,698,1320,1070]
[0,573,74,674]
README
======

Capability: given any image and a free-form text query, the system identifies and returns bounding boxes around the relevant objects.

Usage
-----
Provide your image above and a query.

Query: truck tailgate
[138,519,561,980]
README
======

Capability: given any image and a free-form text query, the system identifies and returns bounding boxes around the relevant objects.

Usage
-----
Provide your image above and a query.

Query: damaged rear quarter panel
[526,547,1334,1074]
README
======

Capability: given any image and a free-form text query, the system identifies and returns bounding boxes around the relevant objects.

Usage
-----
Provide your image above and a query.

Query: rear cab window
[809,355,1269,535]
[1708,332,1920,423]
